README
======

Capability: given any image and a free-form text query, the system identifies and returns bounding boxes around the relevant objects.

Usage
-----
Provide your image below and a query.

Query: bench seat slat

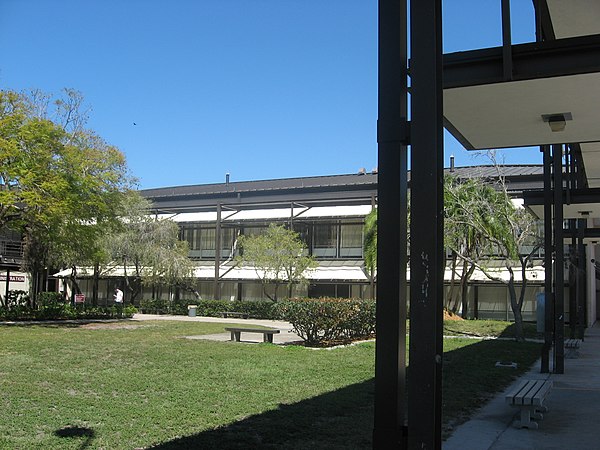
[514,380,538,405]
[224,327,280,334]
[524,380,552,406]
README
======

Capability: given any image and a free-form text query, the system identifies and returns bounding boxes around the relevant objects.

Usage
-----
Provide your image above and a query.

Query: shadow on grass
[0,319,131,329]
[150,379,375,450]
[497,322,542,340]
[148,338,540,449]
[54,425,95,449]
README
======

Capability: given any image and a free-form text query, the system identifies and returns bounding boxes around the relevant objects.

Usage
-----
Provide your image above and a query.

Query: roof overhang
[443,34,600,150]
[523,188,600,219]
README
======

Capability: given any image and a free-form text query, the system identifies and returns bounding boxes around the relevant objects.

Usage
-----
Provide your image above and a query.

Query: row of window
[179,221,364,260]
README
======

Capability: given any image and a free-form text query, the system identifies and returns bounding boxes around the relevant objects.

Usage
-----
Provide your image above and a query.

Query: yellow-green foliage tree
[0,89,134,301]
[236,224,316,301]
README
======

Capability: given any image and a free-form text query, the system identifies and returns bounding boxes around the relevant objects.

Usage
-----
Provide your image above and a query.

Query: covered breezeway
[374,1,600,448]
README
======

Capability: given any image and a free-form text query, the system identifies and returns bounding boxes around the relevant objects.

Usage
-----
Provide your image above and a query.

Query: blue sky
[1,0,538,189]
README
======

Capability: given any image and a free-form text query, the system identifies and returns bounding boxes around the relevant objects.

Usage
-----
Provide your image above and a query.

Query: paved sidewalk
[444,322,600,449]
[131,313,302,344]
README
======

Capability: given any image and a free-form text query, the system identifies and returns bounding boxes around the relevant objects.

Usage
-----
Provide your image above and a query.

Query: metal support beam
[541,145,552,373]
[523,187,600,207]
[501,0,512,81]
[443,33,600,89]
[569,220,577,338]
[577,219,586,339]
[373,0,408,447]
[214,203,222,300]
[408,0,444,448]
[553,144,565,374]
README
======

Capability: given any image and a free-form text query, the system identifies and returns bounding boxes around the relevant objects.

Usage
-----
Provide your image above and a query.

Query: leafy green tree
[103,193,195,304]
[0,89,134,303]
[236,224,316,301]
[444,176,488,317]
[446,174,542,340]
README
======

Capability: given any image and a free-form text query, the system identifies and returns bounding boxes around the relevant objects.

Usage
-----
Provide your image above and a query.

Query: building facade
[50,164,599,323]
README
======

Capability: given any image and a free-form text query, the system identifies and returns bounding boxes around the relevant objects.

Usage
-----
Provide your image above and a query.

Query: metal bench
[565,338,581,349]
[218,311,250,319]
[505,379,553,429]
[224,327,280,343]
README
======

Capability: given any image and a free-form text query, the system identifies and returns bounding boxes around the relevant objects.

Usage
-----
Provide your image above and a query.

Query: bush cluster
[138,298,277,319]
[0,291,137,321]
[275,297,376,345]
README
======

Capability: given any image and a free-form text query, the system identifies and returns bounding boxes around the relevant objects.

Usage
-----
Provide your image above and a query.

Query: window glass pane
[201,228,216,258]
[313,224,337,258]
[201,228,216,250]
[243,226,266,236]
[308,283,336,298]
[221,227,235,257]
[340,224,363,257]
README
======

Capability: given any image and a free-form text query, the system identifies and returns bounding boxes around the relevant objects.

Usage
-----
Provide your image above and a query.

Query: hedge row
[0,291,137,321]
[275,297,376,345]
[138,298,277,319]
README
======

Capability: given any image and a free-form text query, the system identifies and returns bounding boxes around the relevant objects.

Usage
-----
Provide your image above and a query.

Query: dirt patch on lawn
[444,309,464,321]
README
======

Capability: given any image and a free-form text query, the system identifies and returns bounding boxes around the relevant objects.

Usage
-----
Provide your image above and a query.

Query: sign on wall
[0,275,26,282]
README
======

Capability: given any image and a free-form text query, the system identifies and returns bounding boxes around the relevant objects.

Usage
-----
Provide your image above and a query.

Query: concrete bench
[565,338,581,349]
[218,311,249,319]
[224,327,280,343]
[505,379,553,429]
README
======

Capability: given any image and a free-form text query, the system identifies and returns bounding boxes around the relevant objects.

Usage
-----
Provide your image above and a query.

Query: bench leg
[514,404,549,429]
[516,407,538,429]
[230,331,241,341]
[264,333,273,343]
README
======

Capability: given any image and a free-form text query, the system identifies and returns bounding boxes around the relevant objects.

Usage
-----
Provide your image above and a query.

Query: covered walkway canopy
[375,1,600,448]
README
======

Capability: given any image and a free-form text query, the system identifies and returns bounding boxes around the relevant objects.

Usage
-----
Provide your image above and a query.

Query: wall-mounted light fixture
[542,112,573,132]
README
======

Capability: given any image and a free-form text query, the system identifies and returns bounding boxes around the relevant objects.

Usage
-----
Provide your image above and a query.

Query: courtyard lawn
[0,320,541,449]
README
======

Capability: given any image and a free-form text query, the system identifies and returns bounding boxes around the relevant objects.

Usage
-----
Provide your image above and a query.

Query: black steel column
[541,145,552,373]
[553,144,565,374]
[5,268,10,302]
[501,0,513,80]
[569,220,577,338]
[373,0,408,447]
[409,0,444,448]
[214,203,222,300]
[577,219,586,339]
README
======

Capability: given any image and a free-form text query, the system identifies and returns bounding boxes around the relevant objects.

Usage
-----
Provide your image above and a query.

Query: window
[181,225,201,257]
[200,228,216,258]
[221,227,235,257]
[313,224,338,258]
[340,223,363,258]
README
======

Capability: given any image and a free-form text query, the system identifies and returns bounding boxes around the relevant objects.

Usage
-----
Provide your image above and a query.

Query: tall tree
[236,224,316,301]
[103,192,195,304]
[446,174,542,340]
[444,176,487,317]
[0,89,134,302]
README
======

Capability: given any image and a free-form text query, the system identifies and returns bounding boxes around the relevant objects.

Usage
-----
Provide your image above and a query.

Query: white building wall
[0,271,29,298]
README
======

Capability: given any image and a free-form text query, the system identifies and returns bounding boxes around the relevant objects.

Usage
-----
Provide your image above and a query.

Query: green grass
[443,319,543,340]
[0,320,541,449]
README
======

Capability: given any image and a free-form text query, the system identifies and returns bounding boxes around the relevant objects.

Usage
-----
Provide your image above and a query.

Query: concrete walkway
[444,322,600,449]
[131,313,302,344]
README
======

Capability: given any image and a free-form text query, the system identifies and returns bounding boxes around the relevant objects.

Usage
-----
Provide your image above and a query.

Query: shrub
[0,293,138,321]
[138,298,277,319]
[275,297,376,345]
[5,290,29,308]
[37,292,70,319]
